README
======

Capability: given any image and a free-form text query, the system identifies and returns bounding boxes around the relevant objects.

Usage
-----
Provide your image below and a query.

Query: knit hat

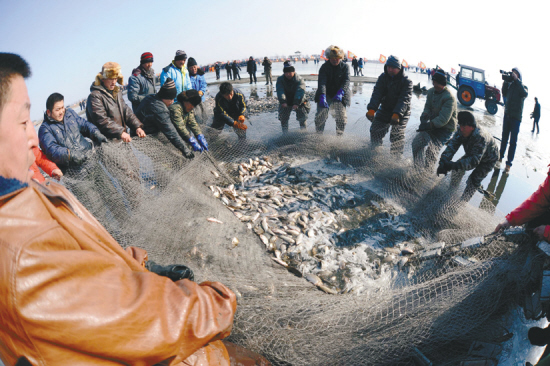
[140,52,154,64]
[325,45,345,60]
[94,62,123,86]
[174,50,187,61]
[177,89,202,107]
[457,111,477,128]
[283,61,295,73]
[386,55,402,69]
[187,57,197,67]
[433,69,447,86]
[157,78,177,100]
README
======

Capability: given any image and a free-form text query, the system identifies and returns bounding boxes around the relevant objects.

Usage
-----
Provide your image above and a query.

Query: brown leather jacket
[0,181,262,366]
[86,82,144,139]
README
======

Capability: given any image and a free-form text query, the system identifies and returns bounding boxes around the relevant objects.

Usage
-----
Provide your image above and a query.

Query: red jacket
[506,167,550,241]
[30,146,58,183]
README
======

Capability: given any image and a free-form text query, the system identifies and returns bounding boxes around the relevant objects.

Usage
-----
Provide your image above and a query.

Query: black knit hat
[158,78,177,100]
[177,89,202,107]
[386,55,402,69]
[187,58,197,67]
[283,61,295,73]
[433,69,447,86]
[457,111,477,127]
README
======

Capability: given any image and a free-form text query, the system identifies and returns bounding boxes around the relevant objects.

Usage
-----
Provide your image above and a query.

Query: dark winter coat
[314,61,351,107]
[276,74,309,107]
[352,59,358,68]
[441,125,499,171]
[38,109,100,170]
[135,95,189,154]
[246,60,257,74]
[367,65,413,118]
[231,63,241,74]
[127,66,157,112]
[533,101,541,120]
[214,89,247,126]
[262,59,272,72]
[86,83,143,139]
[502,68,528,121]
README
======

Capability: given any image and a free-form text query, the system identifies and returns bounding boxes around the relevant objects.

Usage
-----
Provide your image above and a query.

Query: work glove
[196,134,209,151]
[366,109,376,121]
[436,162,449,176]
[69,149,86,166]
[181,145,195,159]
[319,94,329,108]
[417,121,433,132]
[234,121,248,130]
[238,115,245,123]
[390,113,401,125]
[447,161,461,171]
[188,136,203,152]
[146,260,195,282]
[93,131,108,145]
[333,88,345,102]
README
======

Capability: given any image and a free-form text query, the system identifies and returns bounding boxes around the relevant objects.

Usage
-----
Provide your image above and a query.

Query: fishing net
[56,96,545,365]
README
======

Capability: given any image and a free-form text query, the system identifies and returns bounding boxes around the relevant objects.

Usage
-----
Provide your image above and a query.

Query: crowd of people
[0,43,547,364]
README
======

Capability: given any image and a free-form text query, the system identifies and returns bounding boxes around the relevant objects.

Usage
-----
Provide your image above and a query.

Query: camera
[500,70,514,82]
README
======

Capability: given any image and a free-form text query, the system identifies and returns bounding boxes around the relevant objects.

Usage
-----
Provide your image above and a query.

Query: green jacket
[420,87,457,133]
[168,102,202,140]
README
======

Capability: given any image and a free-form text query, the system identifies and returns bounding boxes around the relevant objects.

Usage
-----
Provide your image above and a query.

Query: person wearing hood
[127,52,157,112]
[187,57,208,124]
[247,56,257,84]
[314,45,351,135]
[412,69,457,170]
[40,92,107,172]
[499,67,528,172]
[276,61,310,133]
[169,90,209,152]
[436,111,500,202]
[86,62,146,142]
[262,56,273,86]
[366,55,413,156]
[135,78,195,159]
[160,50,192,100]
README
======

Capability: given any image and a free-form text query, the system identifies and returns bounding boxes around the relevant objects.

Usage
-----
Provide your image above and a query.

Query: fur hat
[94,62,123,86]
[177,89,202,107]
[386,55,402,69]
[157,78,177,100]
[457,111,477,128]
[433,69,447,86]
[283,61,295,73]
[325,45,345,60]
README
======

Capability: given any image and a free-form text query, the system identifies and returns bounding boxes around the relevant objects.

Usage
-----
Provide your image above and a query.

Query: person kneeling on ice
[412,69,457,170]
[212,82,248,139]
[135,78,196,159]
[436,111,499,202]
[314,45,350,135]
[276,61,311,133]
[0,52,270,366]
[366,55,413,156]
[169,89,209,152]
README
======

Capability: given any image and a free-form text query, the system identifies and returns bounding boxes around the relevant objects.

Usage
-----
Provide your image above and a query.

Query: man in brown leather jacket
[0,53,269,366]
[86,62,147,142]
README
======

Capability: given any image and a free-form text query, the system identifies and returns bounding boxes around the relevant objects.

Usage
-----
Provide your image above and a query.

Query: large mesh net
[54,94,546,365]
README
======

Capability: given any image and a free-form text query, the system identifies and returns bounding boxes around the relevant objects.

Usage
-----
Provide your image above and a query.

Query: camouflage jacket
[441,126,499,171]
[420,87,457,133]
[168,102,202,140]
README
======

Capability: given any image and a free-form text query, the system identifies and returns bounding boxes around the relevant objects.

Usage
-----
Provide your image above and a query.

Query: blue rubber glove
[188,136,203,152]
[196,134,209,151]
[333,88,345,102]
[319,94,329,108]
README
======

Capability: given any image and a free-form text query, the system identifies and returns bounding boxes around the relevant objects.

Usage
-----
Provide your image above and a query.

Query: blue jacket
[127,66,157,112]
[160,62,192,100]
[189,73,207,102]
[38,109,100,170]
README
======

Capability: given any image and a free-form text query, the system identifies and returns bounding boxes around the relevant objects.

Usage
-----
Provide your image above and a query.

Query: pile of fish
[208,156,517,295]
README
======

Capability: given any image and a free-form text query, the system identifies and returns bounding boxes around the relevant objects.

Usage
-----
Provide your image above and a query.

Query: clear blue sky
[1,0,544,121]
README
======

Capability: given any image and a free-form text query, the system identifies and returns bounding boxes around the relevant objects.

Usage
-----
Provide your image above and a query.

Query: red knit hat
[140,52,154,64]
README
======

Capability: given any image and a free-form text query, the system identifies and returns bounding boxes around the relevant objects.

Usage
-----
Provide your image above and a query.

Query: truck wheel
[485,100,498,115]
[458,85,476,106]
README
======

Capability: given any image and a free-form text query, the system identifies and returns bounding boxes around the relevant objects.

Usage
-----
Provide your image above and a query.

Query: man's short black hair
[457,111,477,128]
[219,82,233,96]
[46,93,64,112]
[0,53,31,114]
